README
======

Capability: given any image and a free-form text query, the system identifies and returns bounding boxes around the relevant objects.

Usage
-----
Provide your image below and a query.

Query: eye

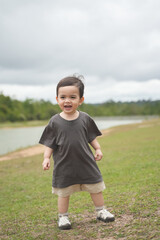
[71,96,76,99]
[60,96,65,99]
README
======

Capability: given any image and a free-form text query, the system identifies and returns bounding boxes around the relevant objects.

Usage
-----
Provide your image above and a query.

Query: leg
[58,196,70,214]
[90,192,115,222]
[90,191,104,207]
[58,196,71,230]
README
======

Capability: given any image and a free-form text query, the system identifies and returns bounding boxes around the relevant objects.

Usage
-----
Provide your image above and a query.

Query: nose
[64,97,70,102]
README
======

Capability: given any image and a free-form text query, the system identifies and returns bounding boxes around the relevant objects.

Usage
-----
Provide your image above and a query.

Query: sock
[58,212,68,218]
[95,206,104,212]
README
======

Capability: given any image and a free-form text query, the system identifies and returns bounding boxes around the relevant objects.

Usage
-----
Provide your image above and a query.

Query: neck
[60,110,79,120]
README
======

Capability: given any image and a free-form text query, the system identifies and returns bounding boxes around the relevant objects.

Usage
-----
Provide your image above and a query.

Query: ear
[79,96,84,105]
[56,96,58,103]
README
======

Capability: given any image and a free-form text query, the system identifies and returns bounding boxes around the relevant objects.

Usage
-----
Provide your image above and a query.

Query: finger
[96,155,101,161]
[44,167,48,170]
[43,164,48,169]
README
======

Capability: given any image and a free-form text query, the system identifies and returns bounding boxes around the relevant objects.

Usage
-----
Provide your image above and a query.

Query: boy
[39,76,115,230]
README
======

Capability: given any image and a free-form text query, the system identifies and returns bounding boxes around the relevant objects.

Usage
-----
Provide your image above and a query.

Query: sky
[0,0,160,103]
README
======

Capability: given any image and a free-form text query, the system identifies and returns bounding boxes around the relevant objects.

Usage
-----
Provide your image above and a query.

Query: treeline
[80,100,160,117]
[0,93,160,122]
[0,93,60,122]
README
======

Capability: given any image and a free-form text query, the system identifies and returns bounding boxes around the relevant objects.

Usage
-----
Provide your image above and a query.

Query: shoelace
[99,209,113,218]
[59,216,70,226]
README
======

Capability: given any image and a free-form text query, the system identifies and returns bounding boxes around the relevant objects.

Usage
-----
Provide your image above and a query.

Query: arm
[90,138,103,161]
[42,146,53,170]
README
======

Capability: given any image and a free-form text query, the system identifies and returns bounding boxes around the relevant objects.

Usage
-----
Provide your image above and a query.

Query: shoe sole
[97,217,115,223]
[58,224,71,230]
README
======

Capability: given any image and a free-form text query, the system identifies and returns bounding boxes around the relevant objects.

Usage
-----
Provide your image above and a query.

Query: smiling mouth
[64,105,72,110]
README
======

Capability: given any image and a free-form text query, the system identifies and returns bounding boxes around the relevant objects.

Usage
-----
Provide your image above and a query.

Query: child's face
[56,86,84,115]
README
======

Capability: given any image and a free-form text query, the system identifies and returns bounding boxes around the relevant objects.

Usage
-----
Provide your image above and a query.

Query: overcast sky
[0,0,160,103]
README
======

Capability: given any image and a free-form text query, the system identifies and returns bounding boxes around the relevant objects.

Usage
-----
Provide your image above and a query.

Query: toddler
[39,75,115,230]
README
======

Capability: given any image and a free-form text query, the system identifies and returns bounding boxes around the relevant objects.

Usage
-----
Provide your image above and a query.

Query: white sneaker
[58,215,71,230]
[97,209,115,222]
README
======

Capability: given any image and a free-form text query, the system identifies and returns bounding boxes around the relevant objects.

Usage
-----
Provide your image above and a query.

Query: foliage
[0,93,160,122]
[0,119,160,239]
[80,100,160,116]
[0,93,60,122]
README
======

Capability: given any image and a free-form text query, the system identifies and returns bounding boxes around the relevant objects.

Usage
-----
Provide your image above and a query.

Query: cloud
[85,78,160,103]
[1,79,160,103]
[0,0,160,102]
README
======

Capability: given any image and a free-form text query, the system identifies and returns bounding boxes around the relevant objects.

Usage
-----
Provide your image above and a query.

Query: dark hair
[56,75,84,98]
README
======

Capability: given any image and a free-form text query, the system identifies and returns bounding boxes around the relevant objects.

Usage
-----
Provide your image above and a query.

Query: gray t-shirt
[39,111,103,188]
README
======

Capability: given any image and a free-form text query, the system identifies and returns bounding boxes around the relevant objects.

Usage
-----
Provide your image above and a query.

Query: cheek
[57,100,63,106]
[74,101,80,106]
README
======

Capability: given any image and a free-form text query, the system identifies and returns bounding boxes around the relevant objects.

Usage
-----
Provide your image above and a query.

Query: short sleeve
[39,121,57,150]
[87,116,102,143]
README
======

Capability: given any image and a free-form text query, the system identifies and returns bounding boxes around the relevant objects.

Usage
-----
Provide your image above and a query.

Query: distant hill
[0,93,159,122]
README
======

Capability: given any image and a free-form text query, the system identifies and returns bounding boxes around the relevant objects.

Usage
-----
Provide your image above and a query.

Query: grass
[0,119,160,239]
[0,120,48,129]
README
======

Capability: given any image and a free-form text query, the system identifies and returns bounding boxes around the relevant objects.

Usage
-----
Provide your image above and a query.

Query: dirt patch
[138,124,154,128]
[114,214,133,228]
[0,145,44,161]
[56,212,134,240]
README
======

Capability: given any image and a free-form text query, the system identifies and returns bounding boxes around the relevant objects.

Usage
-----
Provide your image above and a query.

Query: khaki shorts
[52,181,106,197]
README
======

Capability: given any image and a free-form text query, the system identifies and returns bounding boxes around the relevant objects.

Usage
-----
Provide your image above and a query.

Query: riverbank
[0,115,158,129]
[0,118,159,161]
[0,120,48,129]
[0,145,45,161]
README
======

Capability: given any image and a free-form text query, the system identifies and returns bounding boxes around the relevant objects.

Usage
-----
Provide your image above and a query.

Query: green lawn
[0,119,160,239]
[0,120,48,129]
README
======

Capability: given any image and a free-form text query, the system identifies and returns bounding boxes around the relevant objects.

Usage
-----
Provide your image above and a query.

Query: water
[0,126,45,155]
[0,116,153,155]
[93,116,144,130]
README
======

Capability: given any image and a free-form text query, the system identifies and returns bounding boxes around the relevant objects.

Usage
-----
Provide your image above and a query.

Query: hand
[94,149,103,161]
[42,158,50,170]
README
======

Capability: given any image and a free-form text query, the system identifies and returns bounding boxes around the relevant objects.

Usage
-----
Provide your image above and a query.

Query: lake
[0,116,154,155]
